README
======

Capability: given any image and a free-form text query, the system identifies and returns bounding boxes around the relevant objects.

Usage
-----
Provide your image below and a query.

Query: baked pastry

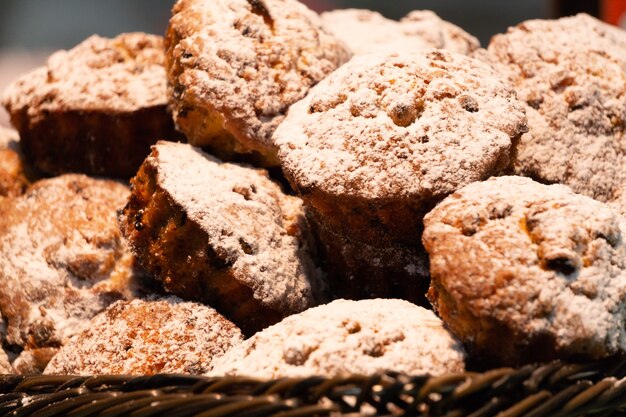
[119,141,325,335]
[0,174,148,373]
[165,0,350,166]
[0,127,31,197]
[320,9,479,56]
[44,296,243,375]
[0,350,11,374]
[275,49,526,301]
[276,49,527,246]
[486,14,626,202]
[210,298,466,378]
[2,33,178,178]
[423,176,626,366]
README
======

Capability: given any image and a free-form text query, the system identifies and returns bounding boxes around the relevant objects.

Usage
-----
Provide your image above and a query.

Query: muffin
[211,299,466,378]
[423,176,626,366]
[0,174,148,373]
[275,49,527,301]
[320,9,479,56]
[165,0,351,166]
[119,141,325,334]
[2,33,178,178]
[486,14,626,202]
[44,296,243,375]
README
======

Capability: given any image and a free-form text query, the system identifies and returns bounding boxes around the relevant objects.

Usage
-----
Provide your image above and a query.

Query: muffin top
[275,49,527,200]
[423,176,626,363]
[44,296,243,375]
[487,14,626,201]
[3,33,166,116]
[321,9,479,56]
[210,298,466,378]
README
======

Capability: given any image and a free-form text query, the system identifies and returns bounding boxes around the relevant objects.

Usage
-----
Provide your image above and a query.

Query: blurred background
[0,0,624,126]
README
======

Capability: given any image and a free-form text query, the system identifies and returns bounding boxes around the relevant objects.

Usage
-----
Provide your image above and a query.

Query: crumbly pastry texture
[0,174,146,371]
[44,296,243,375]
[423,176,626,366]
[166,0,351,165]
[3,33,166,114]
[320,9,479,56]
[487,14,626,202]
[275,49,527,202]
[210,298,466,378]
[120,141,324,334]
[1,33,176,178]
[0,127,30,197]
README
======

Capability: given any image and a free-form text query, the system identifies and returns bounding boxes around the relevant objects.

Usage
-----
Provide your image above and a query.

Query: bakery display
[2,33,177,178]
[0,126,32,198]
[275,49,527,301]
[210,298,466,378]
[423,176,626,366]
[165,0,350,166]
[321,9,479,56]
[119,141,325,334]
[44,296,243,375]
[487,13,626,203]
[0,174,149,373]
[2,6,626,415]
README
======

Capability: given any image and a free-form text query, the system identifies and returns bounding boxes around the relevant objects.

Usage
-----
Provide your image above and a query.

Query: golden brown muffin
[320,9,479,56]
[486,14,626,202]
[2,33,178,178]
[0,127,31,198]
[423,176,626,367]
[44,296,243,375]
[0,174,149,373]
[165,0,351,166]
[119,141,325,335]
[211,299,466,378]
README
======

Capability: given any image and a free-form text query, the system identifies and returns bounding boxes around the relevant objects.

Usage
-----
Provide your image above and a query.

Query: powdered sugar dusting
[275,50,527,201]
[210,298,466,378]
[150,141,324,314]
[44,296,243,375]
[486,14,626,202]
[423,176,626,363]
[167,0,351,159]
[2,33,166,116]
[0,174,145,358]
[321,9,479,56]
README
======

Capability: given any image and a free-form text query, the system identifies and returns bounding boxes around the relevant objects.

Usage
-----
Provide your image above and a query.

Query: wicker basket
[1,357,625,417]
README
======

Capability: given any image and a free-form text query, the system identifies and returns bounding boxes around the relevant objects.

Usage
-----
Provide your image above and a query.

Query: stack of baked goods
[1,0,626,383]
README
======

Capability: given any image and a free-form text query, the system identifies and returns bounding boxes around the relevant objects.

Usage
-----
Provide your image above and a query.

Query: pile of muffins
[1,0,626,379]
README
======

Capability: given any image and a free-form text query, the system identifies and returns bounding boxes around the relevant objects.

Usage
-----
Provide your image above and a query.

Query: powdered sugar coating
[166,0,350,164]
[487,14,626,202]
[210,298,465,378]
[423,176,626,365]
[44,296,243,375]
[275,50,527,201]
[0,175,146,359]
[148,141,323,314]
[321,9,479,56]
[3,33,166,116]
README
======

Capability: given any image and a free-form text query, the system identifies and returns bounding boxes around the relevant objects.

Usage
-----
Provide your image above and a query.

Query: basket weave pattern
[1,358,625,416]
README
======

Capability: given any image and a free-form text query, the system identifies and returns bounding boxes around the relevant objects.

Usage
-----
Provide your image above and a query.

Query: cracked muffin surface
[0,174,148,373]
[423,176,626,366]
[119,141,325,335]
[165,0,350,166]
[210,298,465,378]
[487,14,626,202]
